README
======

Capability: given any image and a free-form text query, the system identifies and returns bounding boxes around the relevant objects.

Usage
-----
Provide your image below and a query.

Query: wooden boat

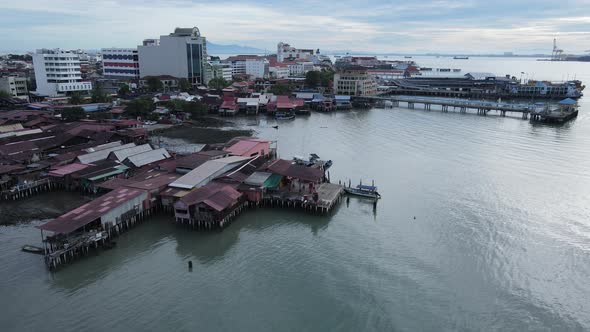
[21,245,44,255]
[275,112,295,120]
[344,181,381,199]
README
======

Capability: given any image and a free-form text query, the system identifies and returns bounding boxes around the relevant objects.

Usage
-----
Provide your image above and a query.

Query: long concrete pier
[366,96,535,119]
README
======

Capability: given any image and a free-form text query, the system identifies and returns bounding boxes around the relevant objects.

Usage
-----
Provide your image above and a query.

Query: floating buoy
[188,261,193,269]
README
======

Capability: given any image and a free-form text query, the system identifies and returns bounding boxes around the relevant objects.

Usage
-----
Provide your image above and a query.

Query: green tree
[125,97,155,118]
[118,84,130,96]
[320,69,335,87]
[69,92,84,105]
[178,78,191,92]
[146,77,163,93]
[269,83,291,95]
[208,77,229,90]
[183,100,208,117]
[60,107,86,121]
[91,82,109,103]
[166,99,187,112]
[0,90,11,98]
[305,71,321,87]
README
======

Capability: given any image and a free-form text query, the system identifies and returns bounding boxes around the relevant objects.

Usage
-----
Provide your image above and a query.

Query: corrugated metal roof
[244,171,272,186]
[37,187,145,234]
[0,123,24,133]
[48,163,90,177]
[108,144,153,161]
[85,141,122,153]
[124,148,171,168]
[77,143,136,164]
[170,156,250,189]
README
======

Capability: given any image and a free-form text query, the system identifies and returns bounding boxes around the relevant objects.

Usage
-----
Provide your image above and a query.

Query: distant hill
[207,42,267,55]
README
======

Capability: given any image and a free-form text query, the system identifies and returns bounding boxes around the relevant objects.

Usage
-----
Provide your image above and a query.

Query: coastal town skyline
[1,0,590,54]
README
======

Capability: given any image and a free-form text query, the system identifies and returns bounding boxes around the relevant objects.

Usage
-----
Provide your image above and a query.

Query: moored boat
[21,245,44,255]
[344,181,381,199]
[275,112,295,120]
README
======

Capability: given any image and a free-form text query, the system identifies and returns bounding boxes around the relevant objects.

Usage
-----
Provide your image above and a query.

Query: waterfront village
[0,26,585,269]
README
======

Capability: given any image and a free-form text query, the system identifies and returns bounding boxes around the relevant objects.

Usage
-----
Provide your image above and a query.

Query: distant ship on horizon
[453,56,469,60]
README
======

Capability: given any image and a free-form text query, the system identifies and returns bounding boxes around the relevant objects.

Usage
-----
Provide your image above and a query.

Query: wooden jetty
[262,183,345,214]
[0,178,55,201]
[366,96,534,119]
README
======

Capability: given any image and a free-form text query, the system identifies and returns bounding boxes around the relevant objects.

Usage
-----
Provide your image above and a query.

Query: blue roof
[335,95,351,101]
[558,98,577,105]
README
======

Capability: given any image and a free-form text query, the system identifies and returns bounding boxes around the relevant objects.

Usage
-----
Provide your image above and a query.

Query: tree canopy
[60,107,86,121]
[118,84,130,97]
[269,83,291,95]
[68,93,84,105]
[125,97,155,118]
[208,77,229,90]
[146,77,164,93]
[178,78,191,92]
[91,82,109,103]
[305,71,321,87]
[0,90,11,98]
[165,99,208,117]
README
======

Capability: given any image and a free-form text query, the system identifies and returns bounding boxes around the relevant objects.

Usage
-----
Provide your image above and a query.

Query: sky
[1,0,590,54]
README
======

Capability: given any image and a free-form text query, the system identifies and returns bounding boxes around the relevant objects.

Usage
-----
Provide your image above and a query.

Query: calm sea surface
[2,57,590,331]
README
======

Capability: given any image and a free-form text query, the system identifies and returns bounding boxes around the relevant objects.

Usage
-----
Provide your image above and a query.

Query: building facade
[245,58,269,79]
[101,48,140,80]
[32,49,92,97]
[0,76,28,100]
[333,67,377,96]
[207,62,233,82]
[138,27,208,86]
[277,42,314,62]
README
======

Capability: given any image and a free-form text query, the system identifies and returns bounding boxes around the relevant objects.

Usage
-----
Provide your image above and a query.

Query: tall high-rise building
[32,49,92,97]
[138,27,208,86]
[101,48,140,80]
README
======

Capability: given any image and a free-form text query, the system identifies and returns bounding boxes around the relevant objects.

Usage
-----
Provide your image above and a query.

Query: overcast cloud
[1,0,590,54]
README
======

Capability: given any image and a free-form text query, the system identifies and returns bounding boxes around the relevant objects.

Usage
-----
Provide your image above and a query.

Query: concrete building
[269,64,290,79]
[286,61,315,77]
[0,76,28,100]
[101,48,140,80]
[32,49,92,97]
[245,58,269,78]
[277,42,314,62]
[333,67,377,96]
[207,61,233,81]
[138,27,208,86]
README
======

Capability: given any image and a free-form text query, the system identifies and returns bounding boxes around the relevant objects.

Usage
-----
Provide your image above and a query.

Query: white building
[333,67,377,96]
[138,27,208,86]
[0,76,28,100]
[286,61,315,77]
[269,64,289,79]
[245,58,269,79]
[101,48,140,80]
[32,48,92,97]
[207,61,233,81]
[277,42,315,62]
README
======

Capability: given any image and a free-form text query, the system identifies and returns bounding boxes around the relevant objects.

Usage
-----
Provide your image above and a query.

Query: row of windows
[43,56,77,60]
[60,84,91,91]
[103,54,138,60]
[46,68,79,72]
[103,62,139,68]
[104,68,139,75]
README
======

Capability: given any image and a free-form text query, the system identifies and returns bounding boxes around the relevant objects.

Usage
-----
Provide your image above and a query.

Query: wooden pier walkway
[1,178,55,201]
[262,183,345,214]
[368,96,535,119]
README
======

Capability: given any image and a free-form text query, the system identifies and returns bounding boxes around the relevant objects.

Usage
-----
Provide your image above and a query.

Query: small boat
[272,125,279,129]
[275,112,295,120]
[21,245,44,255]
[344,181,381,199]
[453,56,469,59]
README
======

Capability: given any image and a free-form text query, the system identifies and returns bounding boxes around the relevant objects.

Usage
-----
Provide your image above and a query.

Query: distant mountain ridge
[207,42,267,55]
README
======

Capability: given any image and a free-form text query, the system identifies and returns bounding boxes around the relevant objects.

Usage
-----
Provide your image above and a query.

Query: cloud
[1,0,590,54]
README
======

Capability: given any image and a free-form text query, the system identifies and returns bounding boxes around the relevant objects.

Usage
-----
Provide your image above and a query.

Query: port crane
[552,38,564,61]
